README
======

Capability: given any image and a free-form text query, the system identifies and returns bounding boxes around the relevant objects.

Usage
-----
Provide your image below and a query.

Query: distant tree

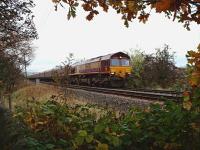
[0,51,22,109]
[51,0,200,30]
[141,54,156,87]
[127,49,145,88]
[129,49,145,78]
[52,53,74,101]
[0,0,37,50]
[153,44,177,88]
[127,45,177,89]
[52,53,74,86]
[141,44,177,88]
[17,41,35,78]
[0,0,37,109]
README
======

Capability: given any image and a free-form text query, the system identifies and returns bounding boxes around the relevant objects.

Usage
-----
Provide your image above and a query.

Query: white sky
[29,0,200,72]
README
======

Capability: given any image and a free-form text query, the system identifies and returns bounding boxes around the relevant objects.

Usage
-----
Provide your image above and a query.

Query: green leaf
[183,95,190,101]
[86,135,94,143]
[111,136,121,147]
[75,136,84,146]
[45,144,55,149]
[78,130,87,137]
[94,124,106,133]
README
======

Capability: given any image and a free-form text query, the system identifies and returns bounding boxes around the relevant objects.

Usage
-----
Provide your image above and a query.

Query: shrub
[4,99,199,150]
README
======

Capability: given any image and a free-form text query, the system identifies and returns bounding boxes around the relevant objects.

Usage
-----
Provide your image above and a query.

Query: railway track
[39,81,183,102]
[125,88,182,95]
[68,85,183,102]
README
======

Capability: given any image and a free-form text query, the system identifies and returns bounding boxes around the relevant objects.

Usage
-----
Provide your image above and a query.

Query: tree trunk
[0,92,2,106]
[24,55,27,79]
[8,94,12,111]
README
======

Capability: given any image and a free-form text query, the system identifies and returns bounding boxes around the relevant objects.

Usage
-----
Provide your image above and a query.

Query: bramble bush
[1,97,199,150]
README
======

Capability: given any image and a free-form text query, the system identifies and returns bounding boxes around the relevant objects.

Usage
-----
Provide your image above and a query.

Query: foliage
[0,0,37,108]
[0,0,37,53]
[127,49,145,88]
[127,45,178,89]
[52,53,74,86]
[184,44,200,111]
[0,51,22,92]
[187,44,200,88]
[0,97,198,150]
[51,0,200,29]
[150,44,177,88]
[17,41,36,78]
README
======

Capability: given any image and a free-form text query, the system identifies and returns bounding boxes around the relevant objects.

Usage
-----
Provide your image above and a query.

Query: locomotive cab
[109,52,131,78]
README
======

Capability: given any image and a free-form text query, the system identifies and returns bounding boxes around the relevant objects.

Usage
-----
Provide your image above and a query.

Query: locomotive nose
[115,70,126,78]
[110,66,132,78]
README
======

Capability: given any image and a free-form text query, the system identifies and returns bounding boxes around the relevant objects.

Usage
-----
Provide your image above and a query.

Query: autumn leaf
[183,101,192,110]
[189,72,200,86]
[96,143,109,150]
[191,123,200,132]
[98,1,109,12]
[82,3,92,11]
[86,12,94,21]
[138,13,149,23]
[187,50,197,57]
[196,63,200,69]
[183,91,190,101]
[164,143,180,150]
[153,0,173,13]
[127,1,135,12]
[52,0,61,3]
[188,59,195,64]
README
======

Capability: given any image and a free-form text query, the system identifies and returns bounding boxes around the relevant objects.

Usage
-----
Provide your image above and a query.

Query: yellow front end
[110,66,132,78]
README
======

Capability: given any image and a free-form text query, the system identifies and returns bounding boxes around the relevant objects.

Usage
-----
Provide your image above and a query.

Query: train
[29,52,132,87]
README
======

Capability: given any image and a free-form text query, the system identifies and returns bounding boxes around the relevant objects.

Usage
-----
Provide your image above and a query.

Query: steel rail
[39,81,183,102]
[68,85,183,102]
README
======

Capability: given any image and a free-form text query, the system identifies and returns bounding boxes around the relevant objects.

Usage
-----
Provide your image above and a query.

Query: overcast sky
[29,0,200,72]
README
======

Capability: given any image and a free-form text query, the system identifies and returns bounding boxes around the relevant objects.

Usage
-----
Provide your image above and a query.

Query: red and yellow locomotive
[29,52,132,87]
[70,52,131,87]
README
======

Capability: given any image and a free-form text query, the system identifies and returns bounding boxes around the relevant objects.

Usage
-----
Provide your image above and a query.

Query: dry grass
[10,83,86,108]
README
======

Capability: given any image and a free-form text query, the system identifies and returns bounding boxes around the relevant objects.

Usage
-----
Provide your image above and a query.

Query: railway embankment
[67,88,155,111]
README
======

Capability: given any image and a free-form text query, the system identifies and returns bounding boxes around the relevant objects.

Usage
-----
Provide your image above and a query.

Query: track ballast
[39,81,183,102]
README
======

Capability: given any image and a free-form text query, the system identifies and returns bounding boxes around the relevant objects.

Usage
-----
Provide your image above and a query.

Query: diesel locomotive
[29,52,132,87]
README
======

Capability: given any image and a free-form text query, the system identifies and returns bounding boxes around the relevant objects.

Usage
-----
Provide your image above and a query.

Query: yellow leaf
[188,59,195,64]
[96,143,109,150]
[190,72,200,86]
[164,143,180,150]
[127,1,135,12]
[183,101,192,111]
[188,50,197,57]
[52,0,61,3]
[191,123,200,131]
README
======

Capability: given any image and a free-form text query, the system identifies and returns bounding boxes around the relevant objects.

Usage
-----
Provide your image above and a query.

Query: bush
[4,99,199,150]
